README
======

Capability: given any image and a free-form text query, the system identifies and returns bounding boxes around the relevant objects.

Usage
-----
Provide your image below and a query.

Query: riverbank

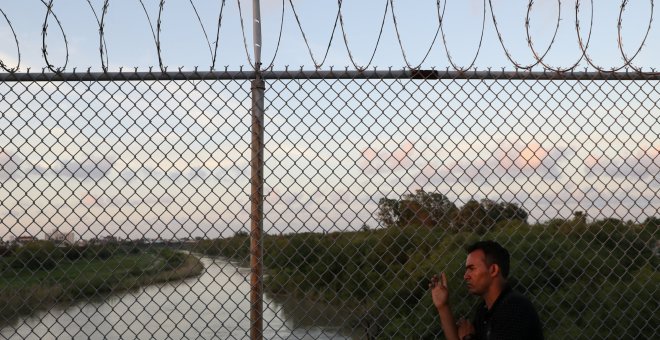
[0,247,203,326]
[1,255,350,340]
[193,216,658,339]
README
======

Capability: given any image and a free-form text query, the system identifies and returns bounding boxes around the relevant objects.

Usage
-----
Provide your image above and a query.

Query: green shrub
[63,246,83,261]
[10,241,61,271]
[159,248,186,269]
[0,245,14,257]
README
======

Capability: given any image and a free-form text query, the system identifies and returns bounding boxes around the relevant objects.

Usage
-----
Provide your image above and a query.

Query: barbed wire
[236,0,285,72]
[440,0,486,72]
[137,0,165,73]
[490,0,571,71]
[617,0,656,74]
[289,0,339,70]
[337,0,390,72]
[189,0,226,71]
[524,0,568,72]
[0,1,657,74]
[86,0,109,73]
[390,0,440,70]
[41,0,69,73]
[0,7,20,72]
[575,0,657,74]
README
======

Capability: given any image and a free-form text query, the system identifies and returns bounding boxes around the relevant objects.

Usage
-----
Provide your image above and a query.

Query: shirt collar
[483,283,512,313]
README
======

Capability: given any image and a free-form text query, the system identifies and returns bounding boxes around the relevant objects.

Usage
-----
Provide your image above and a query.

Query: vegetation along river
[0,256,350,339]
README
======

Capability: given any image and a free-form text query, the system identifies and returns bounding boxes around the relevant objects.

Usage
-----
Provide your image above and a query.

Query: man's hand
[430,273,461,340]
[429,272,450,311]
[457,318,475,339]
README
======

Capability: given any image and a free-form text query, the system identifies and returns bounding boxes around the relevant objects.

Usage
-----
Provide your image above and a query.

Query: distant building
[14,235,37,247]
[89,235,118,245]
[48,230,75,246]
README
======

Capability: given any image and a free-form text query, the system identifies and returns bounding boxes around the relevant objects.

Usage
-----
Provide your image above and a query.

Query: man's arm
[429,273,461,340]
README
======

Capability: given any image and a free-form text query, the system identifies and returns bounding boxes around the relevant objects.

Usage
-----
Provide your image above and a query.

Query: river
[0,256,353,339]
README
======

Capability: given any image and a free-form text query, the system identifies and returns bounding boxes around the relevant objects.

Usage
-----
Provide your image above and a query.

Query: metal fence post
[250,75,265,340]
[250,1,264,340]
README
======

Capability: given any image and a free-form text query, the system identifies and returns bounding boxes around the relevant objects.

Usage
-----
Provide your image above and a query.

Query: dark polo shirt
[472,285,544,340]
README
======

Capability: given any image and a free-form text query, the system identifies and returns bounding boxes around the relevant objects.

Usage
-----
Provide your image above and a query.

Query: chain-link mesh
[0,71,658,339]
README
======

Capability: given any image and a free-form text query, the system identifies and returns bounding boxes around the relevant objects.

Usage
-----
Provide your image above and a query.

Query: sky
[0,0,658,72]
[0,1,659,241]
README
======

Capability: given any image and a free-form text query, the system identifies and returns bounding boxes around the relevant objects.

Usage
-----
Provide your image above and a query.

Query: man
[429,240,543,340]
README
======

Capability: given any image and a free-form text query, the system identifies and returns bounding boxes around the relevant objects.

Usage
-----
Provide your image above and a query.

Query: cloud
[0,149,20,172]
[415,140,564,187]
[119,163,168,183]
[583,144,660,179]
[495,141,563,179]
[0,149,31,181]
[53,155,116,180]
[167,169,182,180]
[183,166,211,180]
[516,142,548,169]
[358,140,417,174]
[565,182,660,222]
[75,190,130,209]
[119,167,138,181]
[81,193,97,206]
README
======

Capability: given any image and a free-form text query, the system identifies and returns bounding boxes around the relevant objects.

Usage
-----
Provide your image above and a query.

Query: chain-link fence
[0,70,658,339]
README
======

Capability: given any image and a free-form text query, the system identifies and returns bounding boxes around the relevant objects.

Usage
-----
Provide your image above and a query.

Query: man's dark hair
[466,240,510,278]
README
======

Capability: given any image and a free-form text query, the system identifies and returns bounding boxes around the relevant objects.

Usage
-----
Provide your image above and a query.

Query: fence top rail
[0,69,659,82]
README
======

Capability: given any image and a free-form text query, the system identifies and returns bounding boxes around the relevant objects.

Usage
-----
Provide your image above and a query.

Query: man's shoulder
[492,288,545,339]
[504,289,535,305]
[498,289,539,314]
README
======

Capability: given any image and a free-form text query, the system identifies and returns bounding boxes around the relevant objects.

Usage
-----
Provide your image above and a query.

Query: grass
[0,249,203,326]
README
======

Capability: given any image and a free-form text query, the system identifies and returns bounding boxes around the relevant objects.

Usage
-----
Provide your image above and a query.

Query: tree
[452,199,489,233]
[640,216,659,243]
[378,191,527,232]
[642,216,659,233]
[378,190,457,229]
[453,199,529,233]
[493,201,528,223]
[400,190,457,229]
[573,211,586,224]
[378,198,400,228]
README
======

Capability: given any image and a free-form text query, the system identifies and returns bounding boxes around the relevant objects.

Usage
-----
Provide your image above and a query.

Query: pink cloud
[514,142,548,169]
[584,155,600,168]
[359,141,417,173]
[81,194,96,206]
[485,141,558,179]
[392,141,414,162]
[361,147,377,162]
[414,140,563,186]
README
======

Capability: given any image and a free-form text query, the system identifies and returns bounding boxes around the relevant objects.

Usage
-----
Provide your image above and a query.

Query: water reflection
[0,256,350,339]
[267,293,368,339]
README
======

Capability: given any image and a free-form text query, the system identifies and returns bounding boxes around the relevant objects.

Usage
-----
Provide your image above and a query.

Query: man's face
[463,249,493,296]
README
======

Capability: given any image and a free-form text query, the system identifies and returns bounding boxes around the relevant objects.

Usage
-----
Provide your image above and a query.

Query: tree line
[378,189,528,233]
